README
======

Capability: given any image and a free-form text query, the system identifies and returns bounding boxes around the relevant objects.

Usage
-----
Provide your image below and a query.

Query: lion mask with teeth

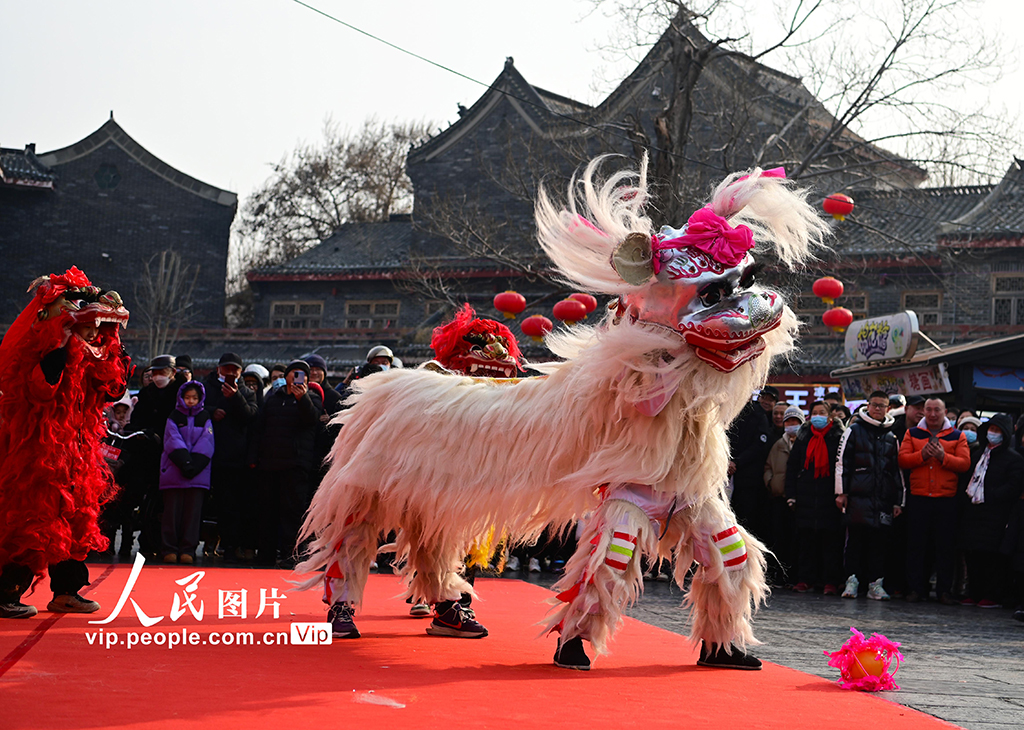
[427,303,522,379]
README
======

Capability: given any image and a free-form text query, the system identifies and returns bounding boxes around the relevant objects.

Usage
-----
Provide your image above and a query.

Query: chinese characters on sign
[840,362,951,399]
[844,311,920,363]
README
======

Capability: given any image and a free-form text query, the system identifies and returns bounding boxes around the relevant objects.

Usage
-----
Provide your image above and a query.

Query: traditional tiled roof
[253,218,414,275]
[36,117,236,206]
[0,145,56,188]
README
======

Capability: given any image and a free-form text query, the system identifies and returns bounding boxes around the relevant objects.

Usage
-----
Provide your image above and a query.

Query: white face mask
[152,374,171,389]
[784,424,800,436]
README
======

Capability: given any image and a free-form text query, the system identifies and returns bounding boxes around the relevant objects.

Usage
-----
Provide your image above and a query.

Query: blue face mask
[272,377,286,390]
[784,424,801,436]
[810,415,829,429]
[378,364,390,371]
[987,431,1003,446]
[963,430,977,444]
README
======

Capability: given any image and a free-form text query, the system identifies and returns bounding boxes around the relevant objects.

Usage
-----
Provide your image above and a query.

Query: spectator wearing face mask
[268,364,287,394]
[250,359,323,567]
[764,405,803,585]
[960,414,1024,608]
[785,400,845,594]
[120,355,189,556]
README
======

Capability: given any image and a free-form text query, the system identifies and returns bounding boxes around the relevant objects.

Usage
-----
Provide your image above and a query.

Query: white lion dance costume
[297,155,827,669]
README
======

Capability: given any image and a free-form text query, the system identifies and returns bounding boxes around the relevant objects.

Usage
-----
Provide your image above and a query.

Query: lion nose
[486,342,507,359]
[748,292,772,328]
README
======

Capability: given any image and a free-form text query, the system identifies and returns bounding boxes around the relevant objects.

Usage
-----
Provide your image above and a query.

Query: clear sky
[4,0,1022,203]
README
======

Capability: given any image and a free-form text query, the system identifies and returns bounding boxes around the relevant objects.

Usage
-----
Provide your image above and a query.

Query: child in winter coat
[160,382,215,564]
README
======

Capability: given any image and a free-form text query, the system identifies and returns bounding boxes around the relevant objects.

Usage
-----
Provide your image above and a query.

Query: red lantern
[520,314,553,342]
[813,276,845,306]
[568,292,598,316]
[822,307,854,333]
[553,298,588,325]
[823,193,855,221]
[493,290,526,319]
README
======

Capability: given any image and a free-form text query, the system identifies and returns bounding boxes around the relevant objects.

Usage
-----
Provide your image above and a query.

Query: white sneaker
[506,556,521,572]
[842,574,859,599]
[867,578,890,601]
[528,558,542,573]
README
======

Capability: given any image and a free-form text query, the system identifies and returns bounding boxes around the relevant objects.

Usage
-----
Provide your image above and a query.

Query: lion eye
[739,263,764,289]
[699,283,728,308]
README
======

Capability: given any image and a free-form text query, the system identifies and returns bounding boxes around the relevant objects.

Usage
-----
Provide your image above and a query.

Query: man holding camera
[203,352,259,561]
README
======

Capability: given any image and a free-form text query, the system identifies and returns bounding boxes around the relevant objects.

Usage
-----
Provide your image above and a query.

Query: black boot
[553,636,591,670]
[697,641,762,670]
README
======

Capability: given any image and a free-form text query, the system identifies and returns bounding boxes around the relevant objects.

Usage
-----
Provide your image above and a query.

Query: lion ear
[26,275,49,294]
[611,232,655,285]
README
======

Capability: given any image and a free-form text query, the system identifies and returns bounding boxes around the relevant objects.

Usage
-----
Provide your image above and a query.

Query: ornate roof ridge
[36,118,237,207]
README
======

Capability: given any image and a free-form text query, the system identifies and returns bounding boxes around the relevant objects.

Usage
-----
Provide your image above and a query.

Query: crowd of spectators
[729,386,1024,622]
[99,347,397,570]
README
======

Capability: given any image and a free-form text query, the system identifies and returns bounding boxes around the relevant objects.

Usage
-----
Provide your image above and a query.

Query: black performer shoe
[426,600,488,638]
[553,636,591,670]
[328,602,360,639]
[0,601,38,619]
[697,641,762,670]
[47,593,100,613]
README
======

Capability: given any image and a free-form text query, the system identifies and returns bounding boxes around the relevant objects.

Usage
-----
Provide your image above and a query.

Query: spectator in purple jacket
[160,382,215,565]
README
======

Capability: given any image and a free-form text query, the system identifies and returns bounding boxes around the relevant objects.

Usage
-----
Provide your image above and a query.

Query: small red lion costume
[429,303,523,377]
[0,267,130,578]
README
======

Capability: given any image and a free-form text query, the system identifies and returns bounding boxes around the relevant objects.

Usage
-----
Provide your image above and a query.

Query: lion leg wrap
[671,503,768,652]
[393,523,474,605]
[544,499,655,655]
[321,515,378,608]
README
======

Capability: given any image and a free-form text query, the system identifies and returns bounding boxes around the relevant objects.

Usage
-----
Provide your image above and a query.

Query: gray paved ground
[515,573,1024,730]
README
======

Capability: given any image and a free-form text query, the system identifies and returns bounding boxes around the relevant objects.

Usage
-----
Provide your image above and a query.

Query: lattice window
[991,276,1024,325]
[902,291,942,326]
[425,301,446,316]
[345,300,400,330]
[270,301,322,329]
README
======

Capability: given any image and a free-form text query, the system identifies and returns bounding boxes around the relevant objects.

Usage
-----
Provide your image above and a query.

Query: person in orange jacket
[898,396,970,604]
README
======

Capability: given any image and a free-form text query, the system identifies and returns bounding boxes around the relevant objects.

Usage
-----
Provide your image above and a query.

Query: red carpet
[1,566,959,729]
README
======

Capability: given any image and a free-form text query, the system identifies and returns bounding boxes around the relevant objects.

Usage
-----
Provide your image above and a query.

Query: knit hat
[175,354,193,371]
[958,415,982,429]
[284,359,310,377]
[783,406,805,423]
[305,353,328,372]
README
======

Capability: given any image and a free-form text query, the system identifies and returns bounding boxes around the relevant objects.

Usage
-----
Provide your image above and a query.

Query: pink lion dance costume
[297,156,827,667]
[0,267,130,618]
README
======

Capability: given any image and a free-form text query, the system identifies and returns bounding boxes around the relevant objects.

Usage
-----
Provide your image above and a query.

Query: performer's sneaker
[47,593,100,614]
[696,641,762,670]
[0,601,38,619]
[409,602,431,617]
[553,636,591,671]
[426,600,488,638]
[328,602,360,639]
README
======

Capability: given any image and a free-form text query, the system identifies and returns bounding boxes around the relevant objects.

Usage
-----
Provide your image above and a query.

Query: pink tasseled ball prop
[824,627,903,691]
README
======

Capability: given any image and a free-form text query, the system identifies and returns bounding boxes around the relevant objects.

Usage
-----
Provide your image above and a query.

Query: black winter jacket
[202,371,260,468]
[836,409,904,529]
[729,401,773,492]
[250,386,323,473]
[962,413,1024,552]
[785,420,844,530]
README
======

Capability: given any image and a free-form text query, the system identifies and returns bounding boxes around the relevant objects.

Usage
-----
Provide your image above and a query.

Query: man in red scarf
[785,400,845,594]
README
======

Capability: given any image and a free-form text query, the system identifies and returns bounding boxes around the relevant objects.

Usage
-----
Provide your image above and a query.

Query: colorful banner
[843,311,919,363]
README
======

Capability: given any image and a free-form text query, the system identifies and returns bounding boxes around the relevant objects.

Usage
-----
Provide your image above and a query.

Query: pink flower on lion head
[652,207,755,271]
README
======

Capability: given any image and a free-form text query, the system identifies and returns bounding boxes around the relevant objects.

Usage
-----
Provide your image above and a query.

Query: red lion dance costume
[0,267,130,619]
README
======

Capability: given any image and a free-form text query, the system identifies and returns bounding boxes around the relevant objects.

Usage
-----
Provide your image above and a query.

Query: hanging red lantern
[493,290,526,319]
[520,314,553,342]
[568,292,598,316]
[822,307,854,333]
[823,193,855,221]
[553,298,588,325]
[813,276,845,306]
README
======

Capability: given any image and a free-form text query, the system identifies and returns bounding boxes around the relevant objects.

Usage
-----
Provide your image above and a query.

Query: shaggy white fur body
[297,155,827,656]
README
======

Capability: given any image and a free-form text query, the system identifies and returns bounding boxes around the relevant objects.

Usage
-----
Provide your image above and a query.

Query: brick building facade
[0,118,236,335]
